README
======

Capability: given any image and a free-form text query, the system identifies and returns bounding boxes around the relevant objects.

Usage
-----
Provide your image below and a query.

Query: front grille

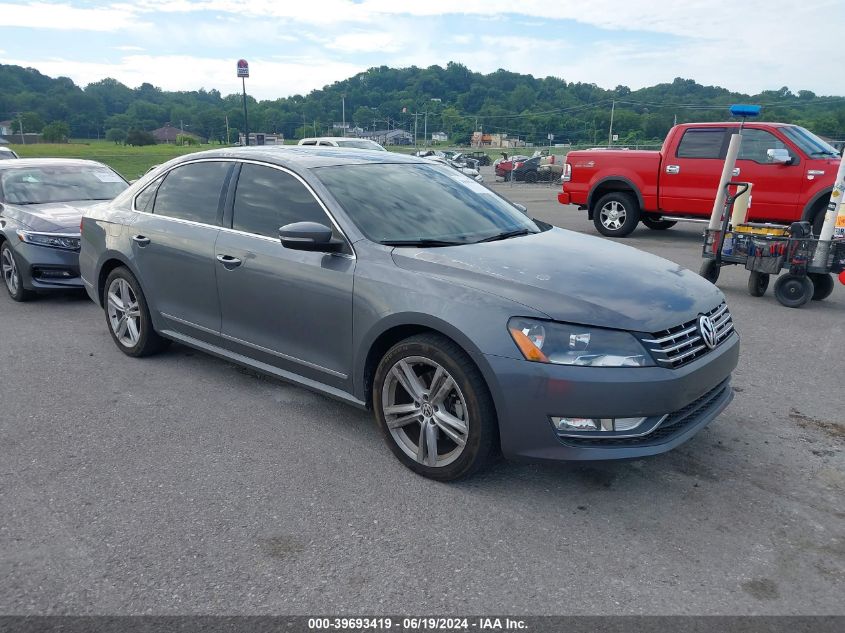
[642,302,735,369]
[560,379,730,448]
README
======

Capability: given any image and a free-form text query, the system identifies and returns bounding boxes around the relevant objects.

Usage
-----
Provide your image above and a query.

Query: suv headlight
[17,230,81,251]
[508,317,655,367]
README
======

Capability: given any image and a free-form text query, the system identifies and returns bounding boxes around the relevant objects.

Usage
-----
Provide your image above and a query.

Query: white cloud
[0,2,142,31]
[114,45,145,52]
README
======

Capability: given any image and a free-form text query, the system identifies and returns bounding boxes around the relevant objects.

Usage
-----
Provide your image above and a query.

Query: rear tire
[593,192,640,237]
[809,273,834,301]
[103,266,170,357]
[641,217,678,231]
[773,273,814,308]
[699,259,720,284]
[372,333,498,481]
[747,271,770,297]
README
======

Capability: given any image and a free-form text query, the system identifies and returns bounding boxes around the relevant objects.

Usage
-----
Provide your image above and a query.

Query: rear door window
[231,163,334,238]
[676,128,728,159]
[152,161,231,225]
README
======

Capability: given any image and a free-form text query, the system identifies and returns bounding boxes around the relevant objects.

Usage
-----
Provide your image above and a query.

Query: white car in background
[0,147,19,160]
[298,137,386,151]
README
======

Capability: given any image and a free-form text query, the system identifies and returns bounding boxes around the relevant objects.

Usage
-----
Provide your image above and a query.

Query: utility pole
[225,115,230,145]
[341,94,346,137]
[608,100,615,146]
[18,115,25,145]
[423,110,427,146]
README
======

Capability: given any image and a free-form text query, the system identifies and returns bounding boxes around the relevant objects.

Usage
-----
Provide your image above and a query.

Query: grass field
[8,140,216,180]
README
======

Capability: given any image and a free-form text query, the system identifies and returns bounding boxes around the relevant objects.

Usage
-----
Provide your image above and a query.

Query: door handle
[732,167,741,176]
[216,254,243,269]
[665,165,680,174]
[131,234,151,247]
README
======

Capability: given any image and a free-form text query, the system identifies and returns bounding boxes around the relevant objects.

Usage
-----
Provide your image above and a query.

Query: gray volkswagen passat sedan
[0,159,128,301]
[79,147,738,480]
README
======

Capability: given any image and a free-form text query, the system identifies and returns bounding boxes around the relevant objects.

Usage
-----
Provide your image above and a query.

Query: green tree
[41,120,70,142]
[126,129,156,146]
[106,128,127,144]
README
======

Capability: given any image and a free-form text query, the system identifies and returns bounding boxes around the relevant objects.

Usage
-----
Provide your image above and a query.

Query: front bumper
[14,242,83,291]
[484,332,739,462]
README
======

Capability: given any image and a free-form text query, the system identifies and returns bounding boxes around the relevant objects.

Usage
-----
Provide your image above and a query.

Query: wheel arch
[801,187,832,222]
[356,315,501,420]
[95,253,135,308]
[587,177,644,220]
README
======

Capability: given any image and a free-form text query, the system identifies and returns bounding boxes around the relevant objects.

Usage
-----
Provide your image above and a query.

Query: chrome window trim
[131,157,356,259]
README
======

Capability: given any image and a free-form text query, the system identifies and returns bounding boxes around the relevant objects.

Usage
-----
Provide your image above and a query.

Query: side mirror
[279,222,343,252]
[767,148,792,165]
[514,203,528,215]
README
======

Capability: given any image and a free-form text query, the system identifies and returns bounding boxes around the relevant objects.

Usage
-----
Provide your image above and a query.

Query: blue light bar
[730,104,761,117]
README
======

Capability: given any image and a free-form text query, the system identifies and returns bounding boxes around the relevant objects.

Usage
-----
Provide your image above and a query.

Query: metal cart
[699,182,845,308]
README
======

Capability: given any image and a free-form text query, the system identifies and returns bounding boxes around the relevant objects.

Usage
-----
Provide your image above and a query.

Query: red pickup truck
[558,122,841,237]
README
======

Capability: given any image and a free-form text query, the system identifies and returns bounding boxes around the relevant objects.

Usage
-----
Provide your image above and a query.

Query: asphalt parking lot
[1,166,843,616]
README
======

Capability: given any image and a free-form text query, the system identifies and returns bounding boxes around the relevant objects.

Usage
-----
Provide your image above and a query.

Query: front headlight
[17,230,81,251]
[508,317,655,367]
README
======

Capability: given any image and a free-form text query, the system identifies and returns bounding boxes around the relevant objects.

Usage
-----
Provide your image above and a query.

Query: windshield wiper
[380,238,467,247]
[475,228,534,243]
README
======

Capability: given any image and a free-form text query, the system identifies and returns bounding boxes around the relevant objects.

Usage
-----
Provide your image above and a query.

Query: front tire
[1,242,34,302]
[103,266,170,357]
[373,333,498,481]
[699,259,720,284]
[747,271,770,297]
[593,192,640,237]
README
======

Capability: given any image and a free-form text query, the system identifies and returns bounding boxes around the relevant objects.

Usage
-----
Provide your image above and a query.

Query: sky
[1,0,843,101]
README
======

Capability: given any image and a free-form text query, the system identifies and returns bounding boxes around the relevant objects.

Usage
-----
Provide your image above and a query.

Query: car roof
[0,157,113,169]
[168,145,425,169]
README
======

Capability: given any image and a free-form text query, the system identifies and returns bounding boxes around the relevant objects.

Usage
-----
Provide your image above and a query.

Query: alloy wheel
[1,247,19,295]
[599,201,627,230]
[381,356,470,468]
[107,278,142,347]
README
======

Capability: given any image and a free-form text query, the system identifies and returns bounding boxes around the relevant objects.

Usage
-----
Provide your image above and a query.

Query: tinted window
[738,129,789,163]
[153,161,230,225]
[676,129,727,159]
[232,163,331,237]
[315,162,540,244]
[134,176,163,213]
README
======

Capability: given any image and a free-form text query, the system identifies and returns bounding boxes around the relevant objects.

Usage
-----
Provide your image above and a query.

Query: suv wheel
[104,267,170,357]
[373,333,498,481]
[593,192,640,237]
[641,217,677,231]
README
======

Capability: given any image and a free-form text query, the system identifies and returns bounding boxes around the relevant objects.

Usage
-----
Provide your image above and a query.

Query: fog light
[551,416,650,434]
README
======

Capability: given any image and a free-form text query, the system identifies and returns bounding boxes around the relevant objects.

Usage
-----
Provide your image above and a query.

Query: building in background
[238,132,284,146]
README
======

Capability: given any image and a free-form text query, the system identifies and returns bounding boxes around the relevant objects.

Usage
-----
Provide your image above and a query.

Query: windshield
[780,126,840,158]
[315,162,542,244]
[0,165,127,205]
[335,139,386,151]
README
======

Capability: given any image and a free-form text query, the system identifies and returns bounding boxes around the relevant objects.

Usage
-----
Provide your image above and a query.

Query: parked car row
[495,152,563,183]
[414,150,484,182]
[1,148,739,481]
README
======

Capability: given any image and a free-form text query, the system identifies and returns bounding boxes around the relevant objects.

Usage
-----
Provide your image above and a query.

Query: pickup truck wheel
[809,273,834,301]
[641,217,677,231]
[593,192,640,237]
[811,199,829,237]
[699,259,720,284]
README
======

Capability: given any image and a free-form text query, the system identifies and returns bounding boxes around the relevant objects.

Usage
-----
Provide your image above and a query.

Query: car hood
[0,200,103,233]
[390,227,724,333]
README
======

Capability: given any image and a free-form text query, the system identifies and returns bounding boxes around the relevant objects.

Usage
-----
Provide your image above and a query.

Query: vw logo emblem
[698,315,718,350]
